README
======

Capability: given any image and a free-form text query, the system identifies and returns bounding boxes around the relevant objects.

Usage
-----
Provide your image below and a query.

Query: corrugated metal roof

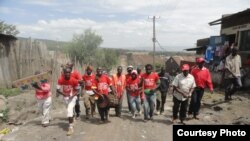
[209,8,250,26]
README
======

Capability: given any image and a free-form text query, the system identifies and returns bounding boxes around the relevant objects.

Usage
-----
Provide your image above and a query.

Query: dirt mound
[5,90,65,125]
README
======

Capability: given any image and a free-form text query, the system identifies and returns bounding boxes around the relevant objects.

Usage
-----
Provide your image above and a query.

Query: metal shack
[209,8,250,64]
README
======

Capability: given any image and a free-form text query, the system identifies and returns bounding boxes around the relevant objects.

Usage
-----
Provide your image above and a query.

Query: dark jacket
[158,72,171,92]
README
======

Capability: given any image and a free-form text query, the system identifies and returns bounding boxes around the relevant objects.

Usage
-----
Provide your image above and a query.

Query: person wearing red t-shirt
[188,57,213,119]
[92,67,116,123]
[137,67,145,105]
[31,78,52,127]
[126,70,143,119]
[82,66,96,119]
[57,68,80,136]
[112,66,126,117]
[141,64,160,121]
[66,63,82,119]
[125,65,133,112]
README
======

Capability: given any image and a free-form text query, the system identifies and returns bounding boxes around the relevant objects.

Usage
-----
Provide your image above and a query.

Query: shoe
[138,111,142,115]
[91,111,96,117]
[188,113,193,118]
[67,127,74,136]
[156,111,160,115]
[85,115,90,119]
[180,120,186,125]
[42,123,49,127]
[99,120,105,124]
[172,118,177,123]
[194,116,199,120]
[116,114,121,117]
[149,116,154,120]
[143,118,149,122]
[132,114,136,119]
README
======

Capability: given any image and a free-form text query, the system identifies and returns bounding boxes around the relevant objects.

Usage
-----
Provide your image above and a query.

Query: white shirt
[172,73,196,101]
[225,54,242,77]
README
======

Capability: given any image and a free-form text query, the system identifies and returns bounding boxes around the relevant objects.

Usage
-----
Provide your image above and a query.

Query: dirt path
[1,95,172,141]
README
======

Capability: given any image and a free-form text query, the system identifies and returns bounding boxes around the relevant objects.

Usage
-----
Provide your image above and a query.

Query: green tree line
[64,29,119,70]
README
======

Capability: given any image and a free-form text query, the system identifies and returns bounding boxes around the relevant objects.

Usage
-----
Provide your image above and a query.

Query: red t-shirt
[71,70,82,80]
[35,82,52,100]
[82,74,95,90]
[92,74,112,95]
[126,77,141,97]
[125,74,132,83]
[141,72,159,89]
[191,66,213,91]
[57,76,79,97]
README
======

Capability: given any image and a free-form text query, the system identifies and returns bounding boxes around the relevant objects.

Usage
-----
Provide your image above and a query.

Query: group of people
[30,44,242,135]
[31,63,163,136]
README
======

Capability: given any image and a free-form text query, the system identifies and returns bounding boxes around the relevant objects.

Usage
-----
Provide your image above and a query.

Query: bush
[0,88,21,98]
[0,108,9,122]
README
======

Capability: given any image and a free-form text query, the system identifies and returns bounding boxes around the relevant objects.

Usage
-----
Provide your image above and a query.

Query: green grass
[0,108,9,122]
[0,88,21,98]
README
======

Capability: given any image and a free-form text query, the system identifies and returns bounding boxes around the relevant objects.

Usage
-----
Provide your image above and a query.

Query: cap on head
[131,70,138,75]
[127,65,133,70]
[196,57,205,63]
[181,64,190,71]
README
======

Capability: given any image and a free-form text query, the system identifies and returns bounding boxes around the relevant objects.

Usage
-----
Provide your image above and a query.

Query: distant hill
[17,37,194,54]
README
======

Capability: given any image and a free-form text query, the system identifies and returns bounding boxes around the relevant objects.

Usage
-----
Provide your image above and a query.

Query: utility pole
[149,16,159,70]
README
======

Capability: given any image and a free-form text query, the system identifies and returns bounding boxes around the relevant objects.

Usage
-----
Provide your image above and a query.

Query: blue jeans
[129,95,141,115]
[126,90,131,111]
[143,93,156,119]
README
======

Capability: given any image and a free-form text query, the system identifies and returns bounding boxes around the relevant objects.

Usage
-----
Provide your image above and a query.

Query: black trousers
[156,91,167,113]
[188,87,204,117]
[98,106,109,121]
[97,95,109,121]
[173,96,188,121]
[225,78,242,100]
[115,95,123,116]
[75,94,81,117]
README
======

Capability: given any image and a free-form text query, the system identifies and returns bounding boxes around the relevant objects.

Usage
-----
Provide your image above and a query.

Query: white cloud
[12,0,250,51]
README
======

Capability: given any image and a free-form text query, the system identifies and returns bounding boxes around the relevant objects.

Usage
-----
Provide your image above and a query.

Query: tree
[0,21,19,36]
[67,29,103,65]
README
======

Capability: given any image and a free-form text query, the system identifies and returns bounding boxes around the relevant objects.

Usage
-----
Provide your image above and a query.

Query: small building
[165,56,198,76]
[209,8,250,64]
[185,38,209,55]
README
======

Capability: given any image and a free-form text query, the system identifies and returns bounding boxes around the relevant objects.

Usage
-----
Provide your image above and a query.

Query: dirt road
[1,94,172,141]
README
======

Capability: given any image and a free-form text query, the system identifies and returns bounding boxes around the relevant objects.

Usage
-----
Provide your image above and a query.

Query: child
[31,79,52,127]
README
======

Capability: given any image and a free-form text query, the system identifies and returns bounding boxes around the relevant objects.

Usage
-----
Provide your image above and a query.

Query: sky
[0,0,249,51]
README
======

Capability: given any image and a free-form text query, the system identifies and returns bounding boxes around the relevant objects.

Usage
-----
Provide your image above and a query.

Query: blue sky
[0,0,249,51]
